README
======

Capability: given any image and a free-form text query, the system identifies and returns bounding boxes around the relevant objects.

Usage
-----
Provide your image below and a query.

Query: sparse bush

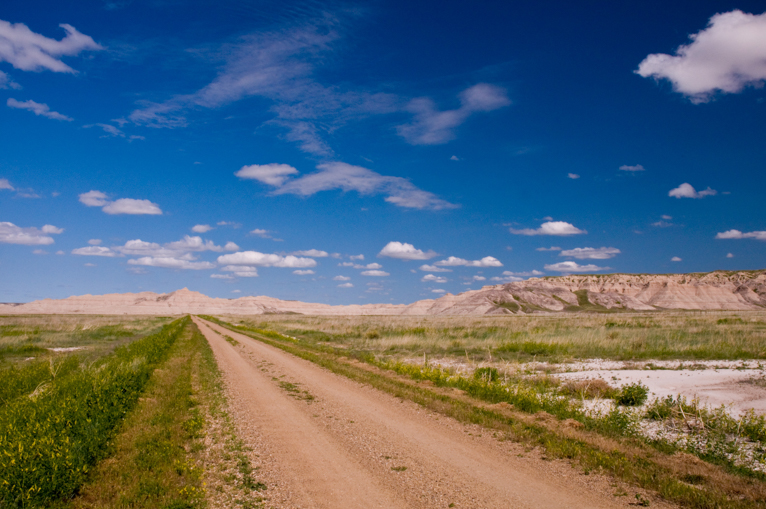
[560,379,616,399]
[473,367,499,382]
[365,329,380,339]
[616,382,649,406]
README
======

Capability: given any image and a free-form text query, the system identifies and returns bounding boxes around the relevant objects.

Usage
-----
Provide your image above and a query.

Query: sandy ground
[556,368,766,416]
[192,317,675,509]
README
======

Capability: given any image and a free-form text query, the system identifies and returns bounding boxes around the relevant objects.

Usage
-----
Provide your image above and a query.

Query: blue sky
[1,0,765,304]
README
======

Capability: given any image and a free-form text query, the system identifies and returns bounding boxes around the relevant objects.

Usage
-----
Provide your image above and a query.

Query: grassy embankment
[226,311,766,362]
[203,314,766,509]
[0,316,266,508]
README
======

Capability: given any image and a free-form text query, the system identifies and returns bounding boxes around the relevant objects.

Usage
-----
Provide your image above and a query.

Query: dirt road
[193,317,667,509]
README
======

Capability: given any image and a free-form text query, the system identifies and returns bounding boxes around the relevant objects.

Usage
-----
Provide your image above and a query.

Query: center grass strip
[59,321,267,509]
[203,317,766,509]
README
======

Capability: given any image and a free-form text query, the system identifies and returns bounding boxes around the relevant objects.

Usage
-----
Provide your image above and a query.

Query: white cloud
[662,215,673,220]
[236,163,299,186]
[349,254,364,261]
[0,221,62,245]
[422,274,448,283]
[79,190,109,206]
[32,249,47,255]
[0,178,14,190]
[431,289,446,294]
[7,98,72,121]
[55,250,64,255]
[127,257,216,270]
[510,221,586,236]
[418,264,452,272]
[165,235,227,252]
[88,239,101,245]
[567,173,580,179]
[544,261,608,273]
[211,274,235,280]
[636,10,766,103]
[0,70,20,89]
[217,251,317,268]
[224,242,239,251]
[671,257,682,262]
[333,275,351,281]
[337,282,353,288]
[502,270,544,277]
[536,246,561,251]
[396,84,510,145]
[221,265,259,277]
[0,20,102,73]
[727,253,734,258]
[471,275,486,281]
[450,155,459,161]
[559,247,621,260]
[103,198,162,215]
[249,228,272,238]
[619,164,645,172]
[256,161,457,210]
[715,229,766,240]
[668,183,717,199]
[292,249,328,257]
[79,190,163,215]
[379,241,437,260]
[293,269,315,275]
[192,224,213,233]
[361,270,390,276]
[434,256,502,268]
[339,262,383,270]
[84,263,96,267]
[71,246,119,257]
[218,221,241,228]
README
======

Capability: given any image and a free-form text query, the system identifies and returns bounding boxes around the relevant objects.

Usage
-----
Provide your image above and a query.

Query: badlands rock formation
[1,270,764,316]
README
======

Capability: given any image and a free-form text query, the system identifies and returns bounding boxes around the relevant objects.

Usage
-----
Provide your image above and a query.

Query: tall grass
[0,317,188,508]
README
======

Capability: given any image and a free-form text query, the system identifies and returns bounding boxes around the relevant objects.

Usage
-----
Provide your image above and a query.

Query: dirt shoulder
[193,316,672,509]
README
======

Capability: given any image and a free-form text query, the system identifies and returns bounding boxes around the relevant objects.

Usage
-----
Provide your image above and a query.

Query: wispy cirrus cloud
[636,10,766,103]
[0,20,102,73]
[238,161,457,210]
[7,98,72,121]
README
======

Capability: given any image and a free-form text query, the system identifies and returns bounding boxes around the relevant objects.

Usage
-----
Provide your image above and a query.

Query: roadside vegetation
[222,311,766,362]
[204,314,766,509]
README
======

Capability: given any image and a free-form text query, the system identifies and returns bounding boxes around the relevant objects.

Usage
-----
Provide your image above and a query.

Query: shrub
[616,382,649,406]
[473,367,499,382]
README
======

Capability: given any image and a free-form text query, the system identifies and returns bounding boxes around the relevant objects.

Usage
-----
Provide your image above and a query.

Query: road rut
[193,316,666,509]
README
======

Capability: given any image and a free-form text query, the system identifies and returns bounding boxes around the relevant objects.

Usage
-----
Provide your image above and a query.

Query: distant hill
[1,270,764,316]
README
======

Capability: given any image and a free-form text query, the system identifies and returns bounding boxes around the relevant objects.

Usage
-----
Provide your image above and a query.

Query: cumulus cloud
[396,83,510,145]
[221,265,259,277]
[503,270,544,277]
[236,163,299,186]
[422,274,448,283]
[247,161,457,211]
[431,289,446,294]
[716,229,766,240]
[0,20,102,73]
[510,221,586,236]
[128,257,216,270]
[0,178,14,190]
[71,246,119,257]
[349,254,364,261]
[192,224,213,233]
[337,282,353,288]
[668,183,717,199]
[292,249,328,257]
[619,164,645,172]
[536,246,561,251]
[88,239,101,245]
[79,190,163,215]
[727,253,734,258]
[165,235,229,252]
[544,261,608,273]
[217,251,317,268]
[636,10,766,103]
[340,262,383,270]
[378,241,437,260]
[567,173,580,179]
[333,275,351,281]
[559,247,620,260]
[418,264,452,272]
[433,256,502,268]
[211,274,234,280]
[224,242,239,251]
[671,256,682,262]
[0,221,62,245]
[249,229,273,239]
[361,270,389,276]
[293,269,315,275]
[7,98,72,121]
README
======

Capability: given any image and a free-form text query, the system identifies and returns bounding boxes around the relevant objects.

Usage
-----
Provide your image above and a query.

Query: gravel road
[193,317,668,509]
